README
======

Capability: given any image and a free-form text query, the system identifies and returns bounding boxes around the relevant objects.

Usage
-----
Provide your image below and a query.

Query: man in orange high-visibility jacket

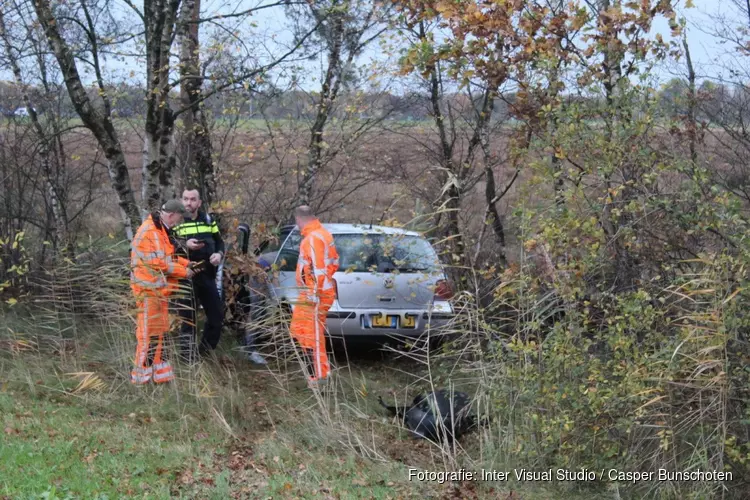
[130,200,195,385]
[289,205,339,388]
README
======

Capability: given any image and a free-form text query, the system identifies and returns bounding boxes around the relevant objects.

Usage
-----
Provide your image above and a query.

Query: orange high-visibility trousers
[132,295,175,384]
[290,292,334,380]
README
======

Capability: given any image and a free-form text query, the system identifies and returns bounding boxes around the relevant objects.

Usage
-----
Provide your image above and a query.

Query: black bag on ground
[378,388,483,443]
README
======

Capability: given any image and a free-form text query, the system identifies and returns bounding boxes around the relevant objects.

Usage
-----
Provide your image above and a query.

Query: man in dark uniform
[172,187,225,362]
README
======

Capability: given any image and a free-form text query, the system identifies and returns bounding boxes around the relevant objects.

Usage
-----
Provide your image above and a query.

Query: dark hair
[182,186,202,199]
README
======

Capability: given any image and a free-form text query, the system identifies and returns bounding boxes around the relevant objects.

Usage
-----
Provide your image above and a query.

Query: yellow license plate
[371,314,397,328]
[402,315,416,328]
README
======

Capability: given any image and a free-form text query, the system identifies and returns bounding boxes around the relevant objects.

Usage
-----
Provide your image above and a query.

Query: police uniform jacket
[172,211,225,275]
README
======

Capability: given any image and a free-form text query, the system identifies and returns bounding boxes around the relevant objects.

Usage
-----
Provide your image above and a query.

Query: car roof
[281,223,424,237]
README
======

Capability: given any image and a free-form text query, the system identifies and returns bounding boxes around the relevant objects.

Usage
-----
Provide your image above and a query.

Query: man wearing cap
[129,200,195,384]
[172,187,226,362]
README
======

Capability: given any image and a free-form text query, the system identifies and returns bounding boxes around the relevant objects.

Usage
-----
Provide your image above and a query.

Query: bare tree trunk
[683,36,698,166]
[288,0,386,211]
[549,83,565,207]
[590,0,637,290]
[473,90,525,269]
[178,0,216,205]
[476,135,514,267]
[28,15,71,231]
[549,0,566,207]
[143,0,181,211]
[600,0,618,140]
[32,0,139,239]
[296,9,346,208]
[419,20,465,268]
[0,8,68,255]
[34,28,72,252]
[551,146,564,206]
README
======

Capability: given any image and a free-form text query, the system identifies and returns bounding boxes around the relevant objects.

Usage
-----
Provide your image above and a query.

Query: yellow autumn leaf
[435,1,453,14]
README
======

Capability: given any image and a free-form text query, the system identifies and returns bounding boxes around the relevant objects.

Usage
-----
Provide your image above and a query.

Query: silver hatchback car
[253,223,455,346]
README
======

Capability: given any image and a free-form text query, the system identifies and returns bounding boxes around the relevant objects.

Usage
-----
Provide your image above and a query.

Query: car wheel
[428,334,445,351]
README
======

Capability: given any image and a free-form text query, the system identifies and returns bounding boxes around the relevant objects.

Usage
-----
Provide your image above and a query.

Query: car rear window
[334,233,440,273]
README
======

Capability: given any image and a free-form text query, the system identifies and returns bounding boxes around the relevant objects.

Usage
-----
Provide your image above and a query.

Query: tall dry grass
[0,237,470,469]
[2,216,747,499]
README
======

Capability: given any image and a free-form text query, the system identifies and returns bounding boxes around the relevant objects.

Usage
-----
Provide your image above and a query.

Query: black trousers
[177,272,224,359]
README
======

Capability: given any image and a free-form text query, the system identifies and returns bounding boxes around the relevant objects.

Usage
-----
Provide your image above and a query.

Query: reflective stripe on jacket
[172,211,225,263]
[131,214,190,296]
[296,220,339,300]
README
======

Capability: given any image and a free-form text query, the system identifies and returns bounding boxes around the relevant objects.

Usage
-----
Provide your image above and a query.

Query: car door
[272,229,303,304]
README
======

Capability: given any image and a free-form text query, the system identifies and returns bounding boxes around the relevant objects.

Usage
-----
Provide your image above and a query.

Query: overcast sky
[653,0,741,83]
[1,0,743,93]
[242,0,746,91]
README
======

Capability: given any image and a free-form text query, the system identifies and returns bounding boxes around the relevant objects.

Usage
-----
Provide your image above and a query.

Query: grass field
[0,337,438,499]
[0,371,440,499]
[0,304,607,500]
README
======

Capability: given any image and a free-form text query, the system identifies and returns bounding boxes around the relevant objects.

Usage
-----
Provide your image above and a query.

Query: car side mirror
[238,223,250,255]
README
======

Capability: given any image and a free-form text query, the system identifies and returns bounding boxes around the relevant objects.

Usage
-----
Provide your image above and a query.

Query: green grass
[0,305,605,500]
[0,367,441,499]
[0,391,214,498]
[0,319,446,500]
[0,388,440,499]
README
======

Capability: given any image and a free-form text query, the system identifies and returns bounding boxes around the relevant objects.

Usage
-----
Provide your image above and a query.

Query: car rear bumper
[324,310,454,339]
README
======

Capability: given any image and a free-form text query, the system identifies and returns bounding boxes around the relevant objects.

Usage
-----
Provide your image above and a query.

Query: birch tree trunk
[296,8,346,208]
[31,0,140,240]
[142,0,181,211]
[0,8,68,253]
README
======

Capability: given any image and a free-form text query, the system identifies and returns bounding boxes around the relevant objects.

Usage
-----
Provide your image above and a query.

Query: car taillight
[434,279,453,300]
[332,277,338,299]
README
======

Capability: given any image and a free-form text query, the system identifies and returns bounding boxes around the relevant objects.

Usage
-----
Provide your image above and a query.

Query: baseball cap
[161,199,187,214]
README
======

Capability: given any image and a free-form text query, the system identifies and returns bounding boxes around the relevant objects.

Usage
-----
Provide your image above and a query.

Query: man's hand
[187,238,205,251]
[209,252,222,266]
[186,267,195,279]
